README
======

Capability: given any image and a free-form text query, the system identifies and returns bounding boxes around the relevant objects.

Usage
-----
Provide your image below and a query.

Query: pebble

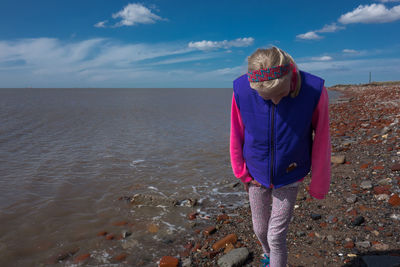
[372,242,389,251]
[212,234,238,250]
[390,214,400,220]
[311,213,322,220]
[391,163,400,171]
[352,216,365,226]
[159,256,179,267]
[327,235,334,242]
[388,194,400,206]
[217,247,249,267]
[377,178,392,185]
[360,181,373,189]
[346,194,357,203]
[355,241,371,248]
[374,194,390,201]
[296,231,306,237]
[331,155,346,164]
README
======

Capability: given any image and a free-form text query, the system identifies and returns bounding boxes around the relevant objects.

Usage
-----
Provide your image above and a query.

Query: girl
[230,47,331,267]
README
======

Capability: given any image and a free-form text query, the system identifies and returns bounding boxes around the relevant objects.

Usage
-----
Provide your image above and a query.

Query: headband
[247,64,292,82]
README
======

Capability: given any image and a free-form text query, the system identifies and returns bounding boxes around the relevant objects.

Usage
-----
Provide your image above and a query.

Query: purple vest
[233,71,324,188]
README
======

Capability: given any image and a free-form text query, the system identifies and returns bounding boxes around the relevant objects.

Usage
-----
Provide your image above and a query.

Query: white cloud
[339,4,400,24]
[111,3,165,27]
[297,23,345,40]
[343,49,358,53]
[94,20,108,28]
[0,38,243,87]
[379,0,400,3]
[311,56,333,61]
[188,37,254,50]
[318,23,345,33]
[296,31,322,40]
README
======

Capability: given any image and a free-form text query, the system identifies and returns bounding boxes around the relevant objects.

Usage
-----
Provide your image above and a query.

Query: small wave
[129,159,145,167]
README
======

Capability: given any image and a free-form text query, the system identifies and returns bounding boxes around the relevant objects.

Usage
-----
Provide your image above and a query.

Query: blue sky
[1,0,400,88]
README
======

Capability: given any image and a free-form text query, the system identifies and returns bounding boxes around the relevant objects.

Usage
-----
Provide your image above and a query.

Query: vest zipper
[270,103,275,187]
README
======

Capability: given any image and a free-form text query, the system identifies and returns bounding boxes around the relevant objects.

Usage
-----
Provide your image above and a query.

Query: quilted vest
[233,71,324,188]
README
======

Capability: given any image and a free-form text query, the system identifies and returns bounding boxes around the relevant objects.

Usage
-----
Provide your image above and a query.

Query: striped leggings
[248,182,299,267]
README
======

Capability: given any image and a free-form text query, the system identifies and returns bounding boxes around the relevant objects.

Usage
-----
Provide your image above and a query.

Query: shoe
[260,253,270,267]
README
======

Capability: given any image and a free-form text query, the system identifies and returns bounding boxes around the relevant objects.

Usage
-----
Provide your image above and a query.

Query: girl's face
[258,83,291,105]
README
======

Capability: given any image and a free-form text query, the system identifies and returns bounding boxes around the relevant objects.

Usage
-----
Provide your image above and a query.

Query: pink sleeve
[230,93,253,183]
[309,86,331,199]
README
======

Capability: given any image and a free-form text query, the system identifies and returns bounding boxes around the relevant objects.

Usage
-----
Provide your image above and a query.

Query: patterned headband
[247,64,292,82]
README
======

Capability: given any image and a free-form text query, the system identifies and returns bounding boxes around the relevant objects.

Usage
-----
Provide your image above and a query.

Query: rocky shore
[161,83,400,267]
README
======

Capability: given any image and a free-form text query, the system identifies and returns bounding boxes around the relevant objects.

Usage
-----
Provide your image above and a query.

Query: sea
[0,88,340,266]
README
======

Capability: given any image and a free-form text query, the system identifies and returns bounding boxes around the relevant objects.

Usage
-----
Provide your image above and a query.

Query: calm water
[0,88,340,266]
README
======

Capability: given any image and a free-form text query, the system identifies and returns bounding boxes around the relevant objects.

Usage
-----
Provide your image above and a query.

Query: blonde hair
[248,47,299,97]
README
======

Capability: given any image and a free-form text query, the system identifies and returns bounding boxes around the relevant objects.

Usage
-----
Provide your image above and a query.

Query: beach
[160,83,400,267]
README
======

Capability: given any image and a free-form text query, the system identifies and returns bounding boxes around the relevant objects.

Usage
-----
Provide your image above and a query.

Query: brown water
[0,88,340,266]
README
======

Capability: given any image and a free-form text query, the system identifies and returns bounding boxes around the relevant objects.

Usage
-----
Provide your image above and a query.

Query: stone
[373,185,391,195]
[296,231,306,237]
[217,214,230,222]
[327,235,334,242]
[388,194,400,206]
[203,226,216,236]
[390,214,400,220]
[391,163,400,171]
[361,255,400,267]
[374,194,390,201]
[212,234,238,251]
[331,155,346,164]
[159,256,179,267]
[344,241,355,249]
[377,178,392,185]
[188,212,198,220]
[360,181,373,190]
[122,230,131,239]
[224,243,235,254]
[148,224,159,233]
[352,216,365,226]
[105,234,114,240]
[346,194,357,203]
[181,258,191,267]
[355,241,371,248]
[217,247,249,267]
[372,242,389,251]
[73,253,90,263]
[121,239,140,249]
[311,213,322,220]
[113,253,127,261]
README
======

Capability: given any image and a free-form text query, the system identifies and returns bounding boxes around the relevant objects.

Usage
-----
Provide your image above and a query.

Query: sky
[1,0,400,88]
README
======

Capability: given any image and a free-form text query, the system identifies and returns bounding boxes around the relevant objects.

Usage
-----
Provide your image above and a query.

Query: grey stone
[362,255,400,267]
[355,241,371,248]
[296,231,306,237]
[352,216,365,226]
[327,235,335,242]
[311,213,322,220]
[121,238,140,249]
[182,258,192,267]
[378,178,392,185]
[381,126,390,135]
[390,214,400,220]
[346,194,357,203]
[374,194,390,201]
[331,155,346,164]
[217,247,249,267]
[360,181,373,190]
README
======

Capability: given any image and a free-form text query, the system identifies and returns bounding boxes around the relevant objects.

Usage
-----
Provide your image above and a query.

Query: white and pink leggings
[248,182,299,267]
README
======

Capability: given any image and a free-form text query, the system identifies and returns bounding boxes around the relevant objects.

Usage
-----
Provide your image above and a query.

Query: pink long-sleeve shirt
[230,87,331,199]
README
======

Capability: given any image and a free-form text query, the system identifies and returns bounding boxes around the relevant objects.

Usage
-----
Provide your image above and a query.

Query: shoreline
[164,83,400,266]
